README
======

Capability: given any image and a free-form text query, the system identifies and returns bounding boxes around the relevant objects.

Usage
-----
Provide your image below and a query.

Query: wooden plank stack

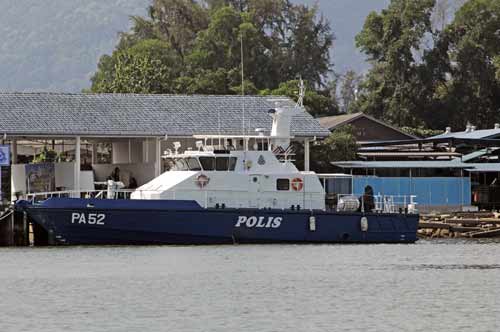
[419,211,500,238]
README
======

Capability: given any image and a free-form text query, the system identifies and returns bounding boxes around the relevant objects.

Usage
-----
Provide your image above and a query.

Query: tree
[293,125,358,173]
[339,70,361,113]
[495,56,500,82]
[90,0,337,115]
[259,79,338,117]
[354,0,500,130]
[429,0,500,128]
[354,0,436,126]
[91,40,181,94]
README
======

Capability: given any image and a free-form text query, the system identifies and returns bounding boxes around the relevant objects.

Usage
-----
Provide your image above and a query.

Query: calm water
[1,240,500,332]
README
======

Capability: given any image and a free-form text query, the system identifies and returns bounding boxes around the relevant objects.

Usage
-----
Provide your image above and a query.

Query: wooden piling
[0,206,30,246]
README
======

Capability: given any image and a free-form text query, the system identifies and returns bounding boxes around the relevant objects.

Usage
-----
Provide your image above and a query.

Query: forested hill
[0,0,147,92]
[0,0,387,92]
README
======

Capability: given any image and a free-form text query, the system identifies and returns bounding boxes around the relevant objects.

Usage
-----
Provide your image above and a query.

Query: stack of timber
[419,211,500,238]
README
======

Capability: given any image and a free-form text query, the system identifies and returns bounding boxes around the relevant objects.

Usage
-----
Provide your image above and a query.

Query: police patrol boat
[14,99,419,245]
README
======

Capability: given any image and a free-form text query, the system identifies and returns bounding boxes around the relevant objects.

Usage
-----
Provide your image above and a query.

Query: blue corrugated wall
[353,177,471,207]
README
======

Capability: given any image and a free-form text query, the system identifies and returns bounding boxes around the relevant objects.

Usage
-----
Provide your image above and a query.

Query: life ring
[291,178,303,191]
[195,174,210,188]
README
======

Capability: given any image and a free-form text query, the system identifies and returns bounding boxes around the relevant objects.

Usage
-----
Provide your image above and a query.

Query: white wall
[55,162,76,190]
[11,162,95,197]
[92,163,156,187]
[11,164,26,196]
[112,140,144,164]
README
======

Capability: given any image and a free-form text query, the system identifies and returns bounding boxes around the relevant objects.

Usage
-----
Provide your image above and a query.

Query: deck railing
[23,190,417,214]
[333,194,418,214]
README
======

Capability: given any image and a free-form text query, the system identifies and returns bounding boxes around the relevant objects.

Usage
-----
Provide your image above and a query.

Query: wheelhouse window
[198,156,237,171]
[229,157,237,171]
[277,179,290,191]
[216,157,229,171]
[186,157,202,171]
[164,158,175,171]
[174,158,189,171]
[199,157,215,171]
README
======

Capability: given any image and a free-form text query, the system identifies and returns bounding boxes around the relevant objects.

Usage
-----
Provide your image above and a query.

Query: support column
[12,139,18,164]
[304,138,310,172]
[128,139,132,164]
[91,143,97,165]
[155,137,161,177]
[144,139,149,163]
[74,136,81,193]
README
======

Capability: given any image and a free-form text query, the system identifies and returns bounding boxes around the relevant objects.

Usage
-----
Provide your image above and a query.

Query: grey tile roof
[0,93,330,138]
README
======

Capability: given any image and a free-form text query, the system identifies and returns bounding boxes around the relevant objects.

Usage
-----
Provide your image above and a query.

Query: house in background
[318,112,417,143]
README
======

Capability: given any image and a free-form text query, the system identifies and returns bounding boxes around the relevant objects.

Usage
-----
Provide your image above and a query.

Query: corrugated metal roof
[465,164,500,172]
[358,152,461,157]
[460,148,500,162]
[332,160,473,169]
[0,93,330,138]
[432,128,500,140]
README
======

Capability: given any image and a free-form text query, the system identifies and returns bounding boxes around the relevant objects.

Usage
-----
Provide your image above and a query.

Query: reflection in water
[0,241,500,332]
[393,264,500,270]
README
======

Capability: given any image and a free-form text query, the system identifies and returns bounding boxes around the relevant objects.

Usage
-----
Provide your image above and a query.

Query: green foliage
[400,127,443,138]
[90,0,337,115]
[435,0,500,128]
[92,40,181,94]
[495,56,500,82]
[259,80,338,117]
[339,70,361,113]
[33,147,59,164]
[354,0,436,127]
[355,0,500,130]
[293,126,358,173]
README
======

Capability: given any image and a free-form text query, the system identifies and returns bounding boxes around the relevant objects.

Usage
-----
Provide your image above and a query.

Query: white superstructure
[132,98,327,210]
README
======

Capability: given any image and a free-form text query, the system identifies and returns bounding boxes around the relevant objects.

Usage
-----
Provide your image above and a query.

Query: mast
[240,33,246,150]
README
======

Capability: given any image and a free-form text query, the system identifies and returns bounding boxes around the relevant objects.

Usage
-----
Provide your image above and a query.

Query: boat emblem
[195,174,210,188]
[291,178,304,191]
[258,155,266,165]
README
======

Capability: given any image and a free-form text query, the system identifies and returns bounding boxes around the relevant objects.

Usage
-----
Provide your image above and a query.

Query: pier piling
[0,206,30,246]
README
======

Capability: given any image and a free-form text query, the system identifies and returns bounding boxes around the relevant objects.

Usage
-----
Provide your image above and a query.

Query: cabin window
[174,158,189,171]
[216,157,229,171]
[229,157,237,171]
[186,157,202,171]
[164,158,175,171]
[277,179,290,191]
[199,157,215,171]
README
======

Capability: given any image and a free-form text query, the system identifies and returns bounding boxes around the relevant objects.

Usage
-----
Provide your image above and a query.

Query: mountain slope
[0,0,388,92]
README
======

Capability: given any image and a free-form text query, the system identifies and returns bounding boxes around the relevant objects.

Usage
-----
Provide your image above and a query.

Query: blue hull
[17,198,419,245]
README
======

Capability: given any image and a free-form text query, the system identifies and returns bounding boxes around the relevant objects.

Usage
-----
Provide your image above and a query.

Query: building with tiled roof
[0,93,329,138]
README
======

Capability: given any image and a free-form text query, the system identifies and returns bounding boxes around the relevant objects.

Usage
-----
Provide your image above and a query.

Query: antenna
[241,33,246,142]
[296,78,306,108]
[217,101,221,148]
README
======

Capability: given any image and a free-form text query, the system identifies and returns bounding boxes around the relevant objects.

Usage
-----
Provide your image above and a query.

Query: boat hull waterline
[17,198,419,245]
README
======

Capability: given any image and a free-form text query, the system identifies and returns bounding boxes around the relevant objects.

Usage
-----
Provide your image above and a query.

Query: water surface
[1,239,499,332]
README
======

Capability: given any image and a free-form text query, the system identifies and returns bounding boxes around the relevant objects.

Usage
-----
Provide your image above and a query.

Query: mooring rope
[0,209,13,222]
